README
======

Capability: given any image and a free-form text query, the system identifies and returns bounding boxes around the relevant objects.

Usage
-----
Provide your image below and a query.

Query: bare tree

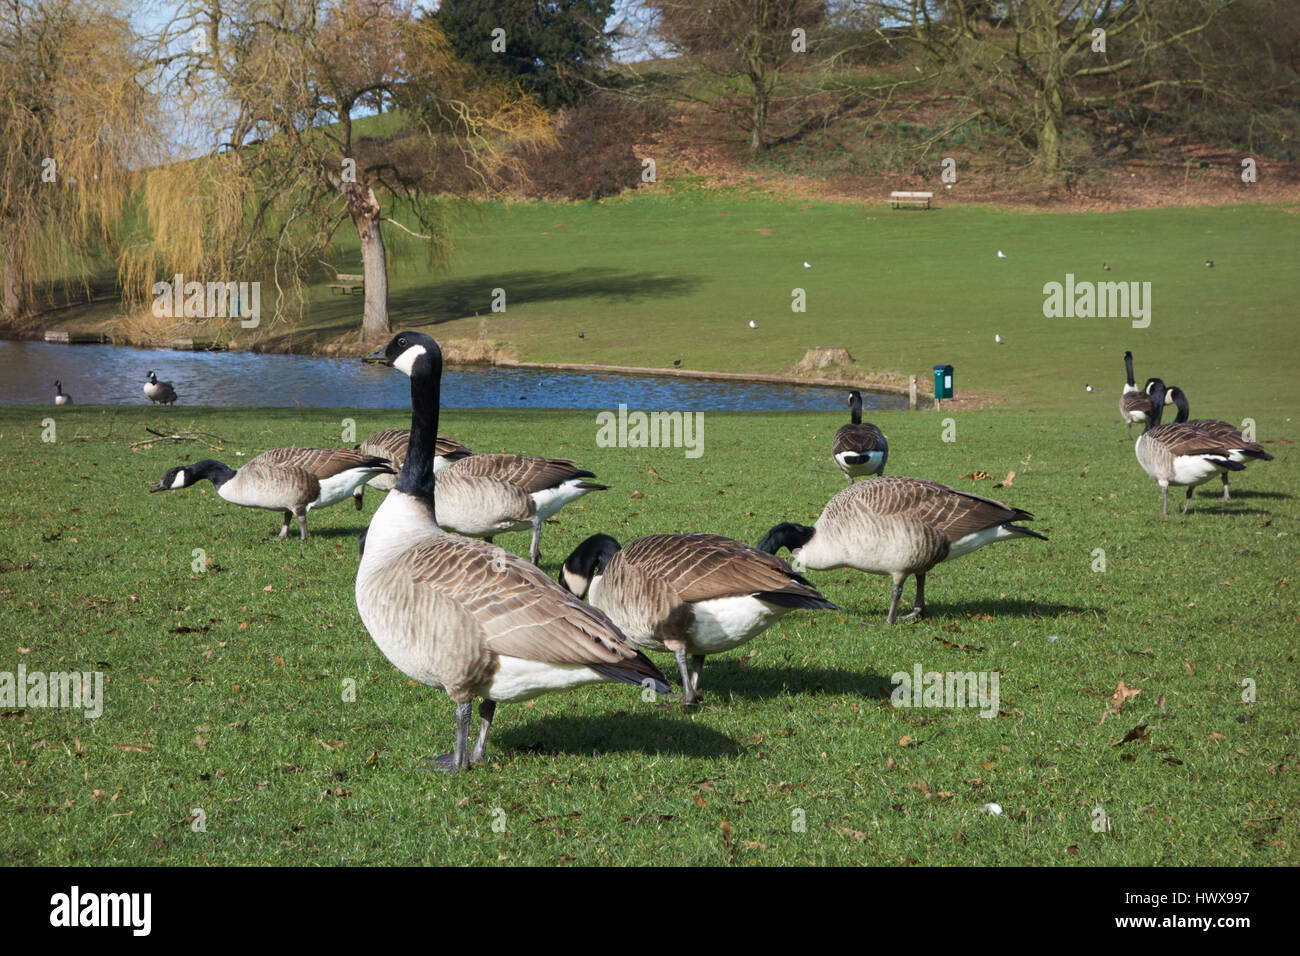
[648,0,829,154]
[131,0,553,338]
[862,0,1241,179]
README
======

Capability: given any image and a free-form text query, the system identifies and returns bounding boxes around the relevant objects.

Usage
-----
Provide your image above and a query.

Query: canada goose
[833,390,888,484]
[356,330,670,771]
[151,447,394,539]
[444,453,608,563]
[53,380,71,405]
[1119,352,1161,439]
[350,428,472,509]
[1164,386,1274,501]
[1134,383,1257,515]
[758,477,1046,624]
[559,533,839,704]
[143,371,178,405]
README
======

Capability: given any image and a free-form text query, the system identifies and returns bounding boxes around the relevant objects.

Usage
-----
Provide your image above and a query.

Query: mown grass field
[1,400,1295,865]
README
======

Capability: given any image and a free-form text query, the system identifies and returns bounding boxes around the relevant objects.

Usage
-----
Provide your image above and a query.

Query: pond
[0,341,907,412]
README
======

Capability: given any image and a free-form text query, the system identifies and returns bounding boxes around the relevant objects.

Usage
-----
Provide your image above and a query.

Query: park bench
[329,273,365,295]
[888,191,934,209]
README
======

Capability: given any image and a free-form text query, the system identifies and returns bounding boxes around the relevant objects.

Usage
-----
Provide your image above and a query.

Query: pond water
[0,341,907,411]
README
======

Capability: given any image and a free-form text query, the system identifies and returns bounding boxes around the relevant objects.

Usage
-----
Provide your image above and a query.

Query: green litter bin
[933,365,954,399]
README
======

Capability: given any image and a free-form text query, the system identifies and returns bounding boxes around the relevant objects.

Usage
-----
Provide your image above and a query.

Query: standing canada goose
[1119,352,1162,439]
[558,533,839,704]
[832,390,888,484]
[1134,383,1257,516]
[151,447,394,539]
[758,477,1046,624]
[53,380,71,405]
[444,453,608,563]
[356,331,669,771]
[350,428,472,509]
[1163,386,1274,501]
[143,371,178,405]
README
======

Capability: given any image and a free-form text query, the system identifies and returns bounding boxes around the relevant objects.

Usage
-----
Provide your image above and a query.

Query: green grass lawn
[1,401,1295,865]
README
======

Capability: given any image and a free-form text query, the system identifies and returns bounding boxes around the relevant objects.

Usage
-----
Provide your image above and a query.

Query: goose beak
[149,480,168,493]
[363,345,388,365]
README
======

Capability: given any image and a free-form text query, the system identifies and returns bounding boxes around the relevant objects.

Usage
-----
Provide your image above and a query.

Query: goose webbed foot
[422,701,475,772]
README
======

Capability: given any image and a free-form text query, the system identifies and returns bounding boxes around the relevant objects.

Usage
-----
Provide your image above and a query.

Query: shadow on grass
[387,268,704,324]
[495,710,741,758]
[833,597,1100,621]
[1195,488,1292,501]
[700,664,896,702]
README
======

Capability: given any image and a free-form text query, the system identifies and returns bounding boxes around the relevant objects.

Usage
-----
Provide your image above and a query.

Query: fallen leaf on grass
[1099,680,1141,725]
[994,470,1016,488]
[1209,732,1226,740]
[1110,724,1149,747]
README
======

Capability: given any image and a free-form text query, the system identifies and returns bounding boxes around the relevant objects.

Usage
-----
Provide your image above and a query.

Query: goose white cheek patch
[171,471,188,489]
[392,345,427,377]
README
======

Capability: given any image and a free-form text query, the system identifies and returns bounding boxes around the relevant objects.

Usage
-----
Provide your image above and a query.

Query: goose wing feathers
[1184,420,1273,459]
[382,537,658,678]
[228,457,320,509]
[616,533,826,604]
[833,423,887,455]
[1121,392,1153,417]
[449,453,593,492]
[1144,424,1243,460]
[252,447,392,479]
[828,476,1031,543]
[358,430,471,470]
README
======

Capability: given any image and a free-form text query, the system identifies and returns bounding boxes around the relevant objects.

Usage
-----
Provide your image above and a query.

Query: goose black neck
[1124,351,1136,387]
[1145,383,1167,431]
[1169,388,1189,423]
[193,460,237,489]
[395,351,442,499]
[849,392,863,425]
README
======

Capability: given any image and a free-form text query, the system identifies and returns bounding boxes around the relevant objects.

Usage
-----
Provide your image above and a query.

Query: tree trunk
[342,181,389,338]
[750,85,768,155]
[1034,73,1066,180]
[2,239,21,319]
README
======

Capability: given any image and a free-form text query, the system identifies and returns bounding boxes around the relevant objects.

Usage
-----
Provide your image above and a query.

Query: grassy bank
[1,403,1295,865]
[21,194,1300,413]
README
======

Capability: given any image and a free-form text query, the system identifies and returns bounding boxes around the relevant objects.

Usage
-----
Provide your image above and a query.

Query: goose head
[558,534,621,599]
[372,330,442,378]
[152,463,195,492]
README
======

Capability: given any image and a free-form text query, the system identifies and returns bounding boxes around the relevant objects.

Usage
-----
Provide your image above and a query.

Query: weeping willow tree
[0,0,165,319]
[128,0,555,338]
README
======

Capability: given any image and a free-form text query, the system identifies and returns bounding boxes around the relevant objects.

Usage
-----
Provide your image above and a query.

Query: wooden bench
[888,191,934,209]
[329,272,365,295]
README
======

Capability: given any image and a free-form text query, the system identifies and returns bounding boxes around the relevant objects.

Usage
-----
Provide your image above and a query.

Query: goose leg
[671,646,698,705]
[529,514,543,565]
[278,511,291,539]
[297,511,309,540]
[885,573,907,625]
[689,655,706,693]
[1222,474,1231,500]
[1126,421,1133,440]
[898,573,926,622]
[353,487,364,511]
[470,700,496,764]
[427,701,474,772]
[1161,483,1169,517]
[1182,486,1194,515]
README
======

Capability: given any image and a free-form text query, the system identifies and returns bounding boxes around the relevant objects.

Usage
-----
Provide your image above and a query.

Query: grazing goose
[1134,383,1255,516]
[832,390,888,484]
[1118,352,1162,439]
[1163,386,1273,501]
[444,453,608,563]
[53,380,71,405]
[559,533,839,704]
[151,447,394,539]
[351,428,473,509]
[758,477,1046,624]
[356,330,669,771]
